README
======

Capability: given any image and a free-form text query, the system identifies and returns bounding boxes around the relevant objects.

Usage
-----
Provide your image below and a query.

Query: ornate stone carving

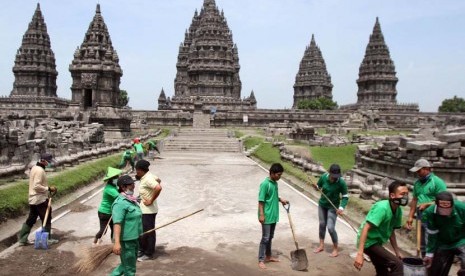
[81,73,98,88]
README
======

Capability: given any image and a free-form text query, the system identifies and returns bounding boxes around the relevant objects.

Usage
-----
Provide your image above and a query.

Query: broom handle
[309,177,358,233]
[416,214,421,257]
[142,209,204,236]
[102,215,113,237]
[42,196,52,228]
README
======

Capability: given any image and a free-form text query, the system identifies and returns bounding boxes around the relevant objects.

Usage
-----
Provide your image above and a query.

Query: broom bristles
[74,244,113,274]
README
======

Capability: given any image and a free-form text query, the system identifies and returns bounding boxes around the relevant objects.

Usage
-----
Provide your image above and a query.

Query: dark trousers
[429,245,465,276]
[25,199,51,231]
[139,213,157,257]
[258,223,276,262]
[95,211,113,240]
[364,244,403,276]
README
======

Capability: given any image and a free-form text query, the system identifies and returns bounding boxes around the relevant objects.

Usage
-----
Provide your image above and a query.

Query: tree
[297,97,338,110]
[119,89,129,107]
[438,96,465,113]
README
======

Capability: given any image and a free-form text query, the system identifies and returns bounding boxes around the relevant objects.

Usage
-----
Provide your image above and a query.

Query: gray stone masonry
[350,129,465,199]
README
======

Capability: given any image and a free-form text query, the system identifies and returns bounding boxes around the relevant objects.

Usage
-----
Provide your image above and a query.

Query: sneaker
[137,255,153,262]
[137,250,144,258]
[47,238,59,245]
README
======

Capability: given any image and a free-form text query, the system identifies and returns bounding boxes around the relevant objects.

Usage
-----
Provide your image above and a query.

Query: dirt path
[0,151,377,275]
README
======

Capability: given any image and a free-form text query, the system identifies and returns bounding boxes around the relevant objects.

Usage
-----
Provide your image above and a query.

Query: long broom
[74,208,204,273]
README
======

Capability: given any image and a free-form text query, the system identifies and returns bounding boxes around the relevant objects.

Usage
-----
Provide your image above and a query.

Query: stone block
[445,142,461,149]
[443,149,460,158]
[406,141,431,151]
[438,133,465,143]
[400,137,413,148]
[381,141,399,151]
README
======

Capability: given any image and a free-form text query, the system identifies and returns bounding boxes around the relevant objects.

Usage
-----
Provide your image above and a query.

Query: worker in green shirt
[406,158,447,257]
[422,191,465,276]
[133,138,144,162]
[257,163,288,269]
[93,167,122,245]
[354,180,408,275]
[313,164,348,257]
[119,149,135,172]
[111,175,143,276]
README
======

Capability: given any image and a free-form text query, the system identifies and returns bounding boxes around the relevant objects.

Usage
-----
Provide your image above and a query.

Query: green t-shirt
[413,173,447,204]
[317,173,349,210]
[258,177,279,224]
[112,195,143,241]
[422,200,465,253]
[98,182,120,214]
[357,200,402,249]
[133,143,144,153]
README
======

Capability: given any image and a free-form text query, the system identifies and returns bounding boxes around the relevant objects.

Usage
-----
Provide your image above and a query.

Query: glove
[49,186,57,194]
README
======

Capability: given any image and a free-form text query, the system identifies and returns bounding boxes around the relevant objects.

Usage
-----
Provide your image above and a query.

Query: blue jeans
[318,205,338,245]
[258,223,276,262]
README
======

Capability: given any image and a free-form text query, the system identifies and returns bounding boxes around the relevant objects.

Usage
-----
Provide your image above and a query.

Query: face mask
[125,190,134,196]
[437,206,453,216]
[392,194,409,206]
[46,162,54,169]
[419,174,430,183]
[112,179,118,185]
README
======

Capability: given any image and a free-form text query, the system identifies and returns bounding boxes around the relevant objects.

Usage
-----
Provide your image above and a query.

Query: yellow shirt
[28,165,49,205]
[139,172,161,214]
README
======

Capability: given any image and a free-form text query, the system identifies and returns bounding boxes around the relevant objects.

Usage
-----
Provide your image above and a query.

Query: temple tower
[67,4,130,140]
[10,3,58,98]
[163,0,255,112]
[356,17,398,106]
[293,34,333,108]
[69,4,122,109]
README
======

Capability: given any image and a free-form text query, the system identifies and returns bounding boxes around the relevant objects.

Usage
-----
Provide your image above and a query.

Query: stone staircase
[163,128,241,152]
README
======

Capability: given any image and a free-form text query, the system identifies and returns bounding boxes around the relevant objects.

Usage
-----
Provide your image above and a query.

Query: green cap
[103,167,122,181]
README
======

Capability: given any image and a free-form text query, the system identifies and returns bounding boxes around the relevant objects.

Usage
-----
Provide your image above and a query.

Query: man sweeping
[18,153,58,246]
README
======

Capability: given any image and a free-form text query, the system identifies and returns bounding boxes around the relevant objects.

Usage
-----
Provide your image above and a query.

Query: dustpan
[34,196,52,250]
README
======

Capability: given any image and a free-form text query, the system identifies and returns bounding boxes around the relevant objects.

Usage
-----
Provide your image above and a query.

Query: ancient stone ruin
[349,127,465,199]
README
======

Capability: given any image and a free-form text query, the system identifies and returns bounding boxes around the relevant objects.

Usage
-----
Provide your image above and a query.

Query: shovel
[34,195,52,250]
[283,203,308,271]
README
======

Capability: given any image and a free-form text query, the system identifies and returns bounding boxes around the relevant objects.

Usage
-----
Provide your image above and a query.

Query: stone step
[164,128,239,152]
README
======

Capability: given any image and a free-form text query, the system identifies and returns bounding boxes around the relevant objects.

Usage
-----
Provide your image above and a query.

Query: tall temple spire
[69,4,122,109]
[293,34,333,108]
[10,3,58,98]
[356,17,398,106]
[166,0,254,112]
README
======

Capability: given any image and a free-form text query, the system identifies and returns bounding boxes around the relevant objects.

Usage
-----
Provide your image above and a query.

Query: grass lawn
[309,145,357,173]
[0,154,120,222]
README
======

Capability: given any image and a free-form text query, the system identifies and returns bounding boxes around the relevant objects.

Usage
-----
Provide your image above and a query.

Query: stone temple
[158,0,256,112]
[293,34,333,108]
[341,18,418,112]
[5,3,68,109]
[69,4,123,110]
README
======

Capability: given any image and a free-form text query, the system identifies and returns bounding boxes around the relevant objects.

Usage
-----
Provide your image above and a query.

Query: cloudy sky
[0,0,464,111]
